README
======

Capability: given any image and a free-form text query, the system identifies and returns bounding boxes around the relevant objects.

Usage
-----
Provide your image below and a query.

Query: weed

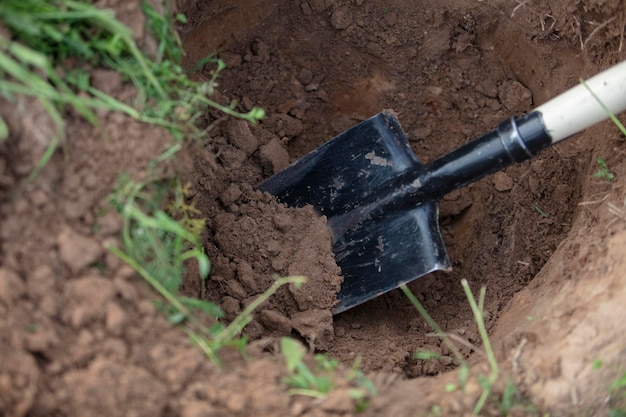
[582,80,624,184]
[581,79,626,136]
[609,371,626,416]
[0,0,264,182]
[108,173,305,363]
[401,284,468,391]
[445,382,457,393]
[346,359,377,412]
[108,174,209,295]
[414,350,442,360]
[460,279,499,415]
[402,281,516,415]
[592,358,604,370]
[281,337,335,398]
[594,157,615,181]
[609,372,626,417]
[280,338,376,411]
[499,379,517,416]
[610,371,626,393]
[533,203,549,218]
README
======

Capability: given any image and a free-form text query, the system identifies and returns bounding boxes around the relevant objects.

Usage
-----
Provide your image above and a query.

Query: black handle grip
[417,111,552,200]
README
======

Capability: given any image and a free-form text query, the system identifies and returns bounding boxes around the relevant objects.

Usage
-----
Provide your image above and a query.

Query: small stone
[225,280,247,300]
[297,68,314,85]
[310,0,329,12]
[137,300,156,316]
[383,11,398,26]
[57,227,103,274]
[259,138,290,174]
[366,42,384,57]
[225,392,247,413]
[241,96,254,111]
[222,119,259,156]
[274,114,303,138]
[266,239,282,256]
[221,296,241,320]
[243,319,265,339]
[259,309,292,334]
[29,190,49,208]
[220,184,242,206]
[301,2,312,15]
[272,256,289,272]
[25,326,59,352]
[236,261,257,293]
[62,276,116,328]
[273,213,293,231]
[498,80,533,113]
[0,268,25,306]
[291,309,334,350]
[113,278,138,301]
[493,172,514,192]
[105,302,128,336]
[251,39,270,63]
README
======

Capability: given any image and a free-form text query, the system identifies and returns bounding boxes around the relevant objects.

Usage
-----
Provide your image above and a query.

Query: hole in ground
[181,0,591,377]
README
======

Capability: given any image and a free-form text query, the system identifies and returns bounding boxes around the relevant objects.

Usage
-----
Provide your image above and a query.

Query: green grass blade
[581,78,626,135]
[0,116,8,141]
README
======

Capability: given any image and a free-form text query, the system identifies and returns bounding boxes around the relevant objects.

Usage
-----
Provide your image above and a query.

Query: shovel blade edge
[332,201,451,314]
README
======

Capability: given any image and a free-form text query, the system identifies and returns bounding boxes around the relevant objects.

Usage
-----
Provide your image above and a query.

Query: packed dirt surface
[1,0,626,416]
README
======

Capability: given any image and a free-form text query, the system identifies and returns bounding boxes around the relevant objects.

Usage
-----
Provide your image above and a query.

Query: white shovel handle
[536,60,626,143]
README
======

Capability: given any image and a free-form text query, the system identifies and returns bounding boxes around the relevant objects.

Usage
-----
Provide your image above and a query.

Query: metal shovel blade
[257,112,452,313]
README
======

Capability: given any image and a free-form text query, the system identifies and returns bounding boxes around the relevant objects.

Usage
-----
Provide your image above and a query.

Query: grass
[0,0,264,183]
[594,157,615,181]
[280,337,377,411]
[609,371,626,416]
[461,279,499,414]
[582,78,626,182]
[106,167,307,361]
[532,203,549,218]
[106,170,309,363]
[281,337,336,398]
[402,281,518,416]
[0,0,282,364]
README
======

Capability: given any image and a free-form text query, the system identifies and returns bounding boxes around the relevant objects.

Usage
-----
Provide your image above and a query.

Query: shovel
[258,61,626,314]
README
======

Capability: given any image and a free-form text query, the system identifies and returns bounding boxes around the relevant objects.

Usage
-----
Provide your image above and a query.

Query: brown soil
[2,0,626,416]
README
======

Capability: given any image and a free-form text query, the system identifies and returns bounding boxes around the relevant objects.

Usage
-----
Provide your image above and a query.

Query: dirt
[1,0,626,416]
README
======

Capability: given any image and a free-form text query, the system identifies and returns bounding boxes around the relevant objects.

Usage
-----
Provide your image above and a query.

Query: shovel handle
[536,60,626,143]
